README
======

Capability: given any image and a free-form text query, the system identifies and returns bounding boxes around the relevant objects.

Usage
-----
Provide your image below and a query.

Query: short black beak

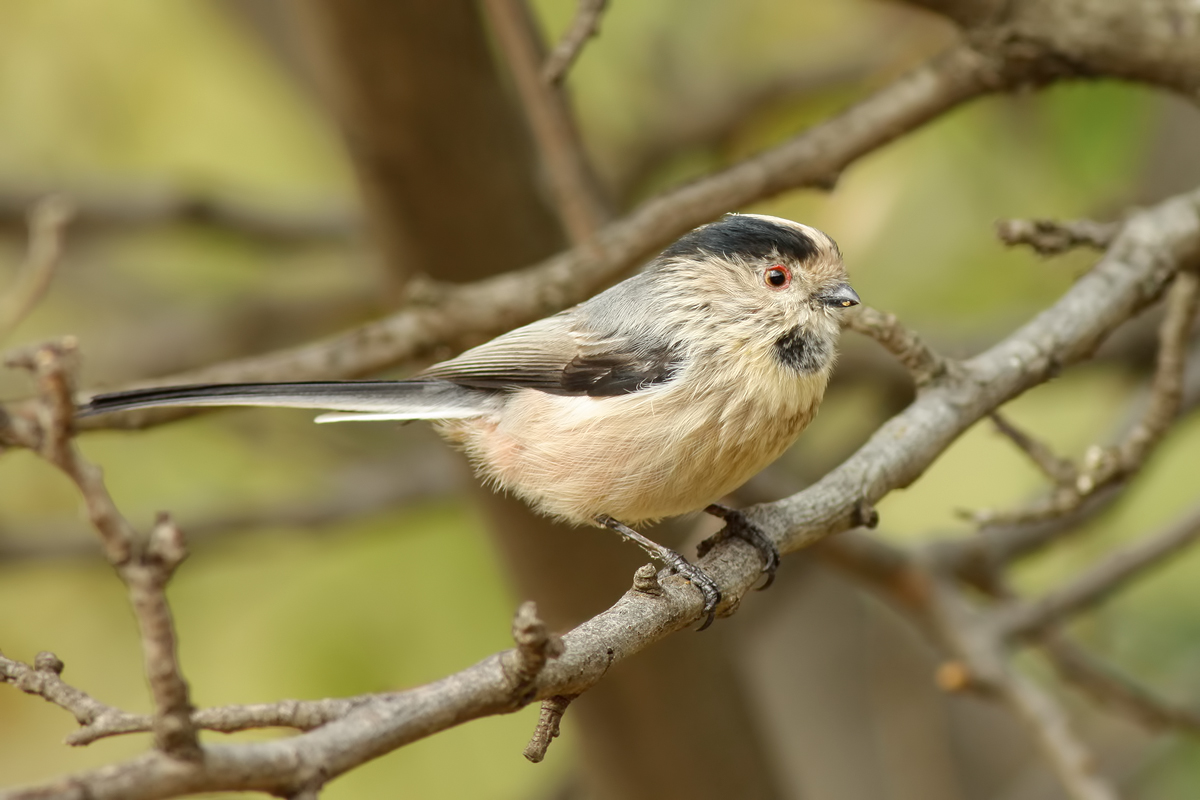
[820,283,860,309]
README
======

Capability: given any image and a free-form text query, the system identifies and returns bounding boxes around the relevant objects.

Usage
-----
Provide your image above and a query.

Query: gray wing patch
[421,314,683,396]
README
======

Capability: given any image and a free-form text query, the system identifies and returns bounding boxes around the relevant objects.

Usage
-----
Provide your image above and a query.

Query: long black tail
[78,380,491,422]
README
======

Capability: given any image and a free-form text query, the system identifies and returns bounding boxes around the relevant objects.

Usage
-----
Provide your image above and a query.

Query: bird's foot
[699,504,780,590]
[597,515,722,630]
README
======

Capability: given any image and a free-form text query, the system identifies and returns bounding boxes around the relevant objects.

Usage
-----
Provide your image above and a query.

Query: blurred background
[1,1,1199,798]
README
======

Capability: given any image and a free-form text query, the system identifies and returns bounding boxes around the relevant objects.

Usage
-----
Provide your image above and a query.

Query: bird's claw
[596,514,722,630]
[701,504,780,590]
[657,547,722,630]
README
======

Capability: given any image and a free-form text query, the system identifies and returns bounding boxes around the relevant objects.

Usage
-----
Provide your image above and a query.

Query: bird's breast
[438,351,831,526]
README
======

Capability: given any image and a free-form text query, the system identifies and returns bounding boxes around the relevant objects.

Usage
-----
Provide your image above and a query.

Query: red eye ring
[763,265,791,290]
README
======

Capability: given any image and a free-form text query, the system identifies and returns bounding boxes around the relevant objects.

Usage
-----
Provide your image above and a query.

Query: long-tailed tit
[80,214,860,627]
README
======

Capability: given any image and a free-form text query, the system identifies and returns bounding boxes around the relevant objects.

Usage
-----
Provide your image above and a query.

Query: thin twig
[132,515,199,759]
[824,517,1200,742]
[0,650,123,733]
[927,576,1119,800]
[843,305,951,387]
[10,342,200,761]
[0,650,355,746]
[0,187,355,245]
[946,484,1123,585]
[541,0,607,85]
[7,340,133,562]
[69,698,359,746]
[988,411,1079,486]
[482,0,611,244]
[1117,270,1200,464]
[524,695,575,762]
[5,605,562,753]
[819,522,1200,778]
[977,270,1200,526]
[996,667,1119,800]
[0,196,73,342]
[996,217,1119,256]
[1041,632,1200,736]
[612,55,885,199]
[505,602,569,761]
[998,502,1200,639]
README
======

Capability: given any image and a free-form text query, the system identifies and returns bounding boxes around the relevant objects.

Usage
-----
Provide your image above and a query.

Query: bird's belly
[438,379,822,526]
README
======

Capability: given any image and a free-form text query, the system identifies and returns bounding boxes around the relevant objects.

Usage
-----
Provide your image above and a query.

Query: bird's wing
[421,313,683,397]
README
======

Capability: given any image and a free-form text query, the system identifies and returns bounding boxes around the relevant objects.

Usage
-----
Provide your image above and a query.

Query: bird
[79,213,860,627]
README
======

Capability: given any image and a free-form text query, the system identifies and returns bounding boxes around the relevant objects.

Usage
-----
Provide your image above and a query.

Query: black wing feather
[560,349,680,396]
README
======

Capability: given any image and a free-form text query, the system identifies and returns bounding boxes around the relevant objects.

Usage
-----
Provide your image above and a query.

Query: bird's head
[652,213,859,373]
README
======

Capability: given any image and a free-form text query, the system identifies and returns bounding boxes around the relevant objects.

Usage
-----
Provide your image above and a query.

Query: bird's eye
[764,265,791,290]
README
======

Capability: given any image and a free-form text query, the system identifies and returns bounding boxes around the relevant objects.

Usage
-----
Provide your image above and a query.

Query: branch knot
[502,602,564,704]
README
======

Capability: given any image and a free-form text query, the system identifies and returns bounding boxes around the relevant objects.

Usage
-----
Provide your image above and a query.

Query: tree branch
[0,605,556,751]
[897,0,1200,98]
[843,305,951,387]
[540,0,607,85]
[945,484,1125,588]
[1040,632,1200,736]
[0,197,72,343]
[6,342,199,762]
[998,501,1200,639]
[987,411,1079,486]
[0,651,128,737]
[0,187,356,245]
[996,217,1119,256]
[0,650,351,748]
[481,0,611,243]
[611,54,885,200]
[974,268,1200,525]
[926,575,1119,800]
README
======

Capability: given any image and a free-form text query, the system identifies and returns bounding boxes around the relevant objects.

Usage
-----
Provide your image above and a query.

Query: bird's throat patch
[774,326,830,373]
